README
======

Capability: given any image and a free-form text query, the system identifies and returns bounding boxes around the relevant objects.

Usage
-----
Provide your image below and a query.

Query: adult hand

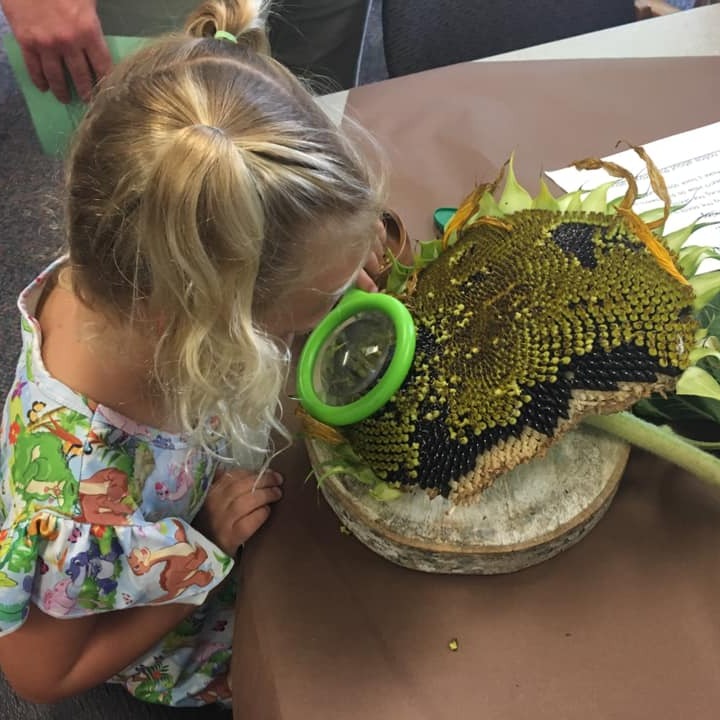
[194,467,284,557]
[1,0,112,103]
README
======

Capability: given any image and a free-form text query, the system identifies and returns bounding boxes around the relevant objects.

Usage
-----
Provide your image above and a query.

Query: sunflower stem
[584,412,720,486]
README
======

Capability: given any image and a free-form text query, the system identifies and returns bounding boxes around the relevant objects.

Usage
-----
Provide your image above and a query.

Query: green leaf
[690,271,720,312]
[683,438,720,450]
[638,206,668,225]
[697,354,720,383]
[664,222,701,254]
[663,220,718,254]
[689,345,720,367]
[309,442,400,500]
[696,291,720,336]
[634,393,720,425]
[676,366,720,402]
[632,398,675,424]
[383,245,415,295]
[677,244,720,278]
[637,202,688,227]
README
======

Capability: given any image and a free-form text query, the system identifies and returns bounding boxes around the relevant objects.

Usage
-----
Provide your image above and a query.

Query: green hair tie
[213,30,238,44]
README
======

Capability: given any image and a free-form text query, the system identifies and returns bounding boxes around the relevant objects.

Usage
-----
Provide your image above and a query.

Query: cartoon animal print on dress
[42,578,77,615]
[155,463,193,503]
[9,426,77,513]
[128,656,174,705]
[78,468,135,525]
[66,535,123,596]
[26,402,87,459]
[127,520,213,603]
[191,674,233,704]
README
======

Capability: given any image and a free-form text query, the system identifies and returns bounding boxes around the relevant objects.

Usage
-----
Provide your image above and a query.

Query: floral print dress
[0,261,253,707]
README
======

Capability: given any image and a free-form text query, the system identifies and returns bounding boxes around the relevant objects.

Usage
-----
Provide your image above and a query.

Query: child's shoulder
[2,263,214,523]
[7,261,114,446]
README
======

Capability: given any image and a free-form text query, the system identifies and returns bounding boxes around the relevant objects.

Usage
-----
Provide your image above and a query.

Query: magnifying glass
[296,289,416,426]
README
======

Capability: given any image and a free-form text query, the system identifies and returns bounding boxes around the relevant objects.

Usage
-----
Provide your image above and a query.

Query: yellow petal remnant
[298,406,345,445]
[442,165,507,249]
[442,186,487,250]
[615,206,689,286]
[448,638,459,652]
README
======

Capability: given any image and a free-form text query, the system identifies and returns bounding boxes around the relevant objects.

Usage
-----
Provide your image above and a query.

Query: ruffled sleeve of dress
[0,509,234,634]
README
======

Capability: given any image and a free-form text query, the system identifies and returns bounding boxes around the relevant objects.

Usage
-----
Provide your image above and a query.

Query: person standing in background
[0,0,367,103]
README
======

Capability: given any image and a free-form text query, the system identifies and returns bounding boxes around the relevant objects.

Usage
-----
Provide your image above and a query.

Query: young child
[0,0,385,708]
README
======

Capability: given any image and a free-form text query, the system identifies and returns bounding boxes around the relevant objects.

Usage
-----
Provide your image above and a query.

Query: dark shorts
[97,0,367,89]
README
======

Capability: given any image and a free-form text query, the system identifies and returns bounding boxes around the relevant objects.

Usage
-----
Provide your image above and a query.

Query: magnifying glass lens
[313,311,397,406]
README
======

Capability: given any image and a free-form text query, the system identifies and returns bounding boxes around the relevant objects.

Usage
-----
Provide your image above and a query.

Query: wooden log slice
[306,425,630,574]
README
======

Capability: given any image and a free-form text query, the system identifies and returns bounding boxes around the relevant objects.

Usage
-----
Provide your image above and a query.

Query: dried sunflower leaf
[621,141,671,230]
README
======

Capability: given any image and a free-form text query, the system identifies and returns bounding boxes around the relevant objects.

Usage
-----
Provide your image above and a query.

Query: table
[232,10,720,720]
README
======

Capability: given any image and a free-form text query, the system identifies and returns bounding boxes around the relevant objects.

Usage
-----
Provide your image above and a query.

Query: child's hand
[194,468,283,556]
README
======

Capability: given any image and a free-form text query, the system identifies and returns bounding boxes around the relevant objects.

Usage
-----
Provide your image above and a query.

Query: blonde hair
[63,0,384,463]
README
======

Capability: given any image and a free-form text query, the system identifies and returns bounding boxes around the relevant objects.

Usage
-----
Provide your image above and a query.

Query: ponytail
[185,0,269,54]
[134,122,285,460]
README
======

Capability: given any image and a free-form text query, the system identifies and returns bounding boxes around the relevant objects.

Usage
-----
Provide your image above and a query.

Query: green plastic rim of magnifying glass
[296,289,416,426]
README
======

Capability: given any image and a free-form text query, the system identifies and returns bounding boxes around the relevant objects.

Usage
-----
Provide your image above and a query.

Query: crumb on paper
[448,638,459,652]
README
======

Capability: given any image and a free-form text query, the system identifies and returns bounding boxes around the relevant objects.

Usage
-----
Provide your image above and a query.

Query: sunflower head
[308,152,716,503]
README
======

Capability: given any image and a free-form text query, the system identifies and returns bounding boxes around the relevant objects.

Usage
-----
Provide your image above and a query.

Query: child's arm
[0,467,282,703]
[0,598,196,703]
